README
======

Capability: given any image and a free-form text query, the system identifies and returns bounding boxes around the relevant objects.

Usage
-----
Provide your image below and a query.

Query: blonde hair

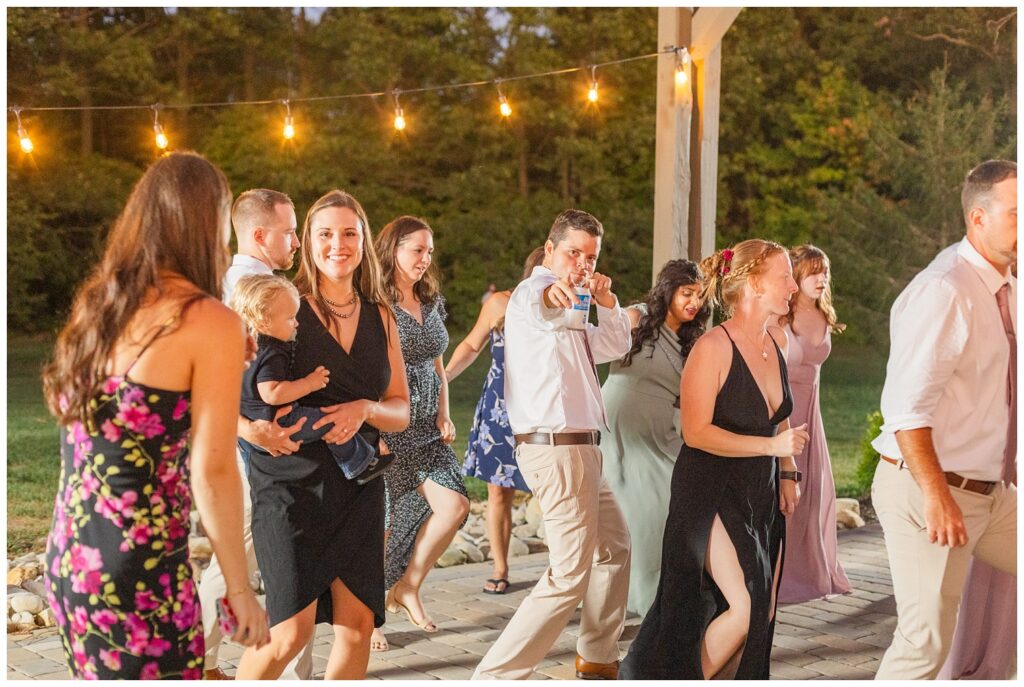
[230,273,299,336]
[699,238,787,316]
[780,244,846,334]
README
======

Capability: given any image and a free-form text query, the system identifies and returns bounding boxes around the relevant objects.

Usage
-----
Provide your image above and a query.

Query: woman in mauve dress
[776,245,852,604]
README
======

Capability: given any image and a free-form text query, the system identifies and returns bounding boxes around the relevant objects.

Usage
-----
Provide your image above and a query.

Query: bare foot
[370,626,389,652]
[387,580,437,632]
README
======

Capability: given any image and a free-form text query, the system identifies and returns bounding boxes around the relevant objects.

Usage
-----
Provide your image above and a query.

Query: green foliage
[853,410,885,498]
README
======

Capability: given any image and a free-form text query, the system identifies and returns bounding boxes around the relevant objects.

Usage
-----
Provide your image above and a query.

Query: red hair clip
[720,249,734,275]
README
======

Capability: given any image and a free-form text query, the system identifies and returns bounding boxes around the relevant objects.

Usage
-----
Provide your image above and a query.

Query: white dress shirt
[223,254,273,306]
[504,265,632,434]
[872,237,1017,480]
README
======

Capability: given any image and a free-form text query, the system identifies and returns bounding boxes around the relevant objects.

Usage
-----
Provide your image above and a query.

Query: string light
[12,107,33,153]
[587,65,599,103]
[152,105,169,150]
[675,47,690,87]
[282,100,295,140]
[392,90,406,131]
[496,81,512,118]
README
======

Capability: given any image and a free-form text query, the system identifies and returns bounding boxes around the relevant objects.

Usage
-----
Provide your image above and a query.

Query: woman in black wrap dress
[621,240,808,680]
[236,190,409,680]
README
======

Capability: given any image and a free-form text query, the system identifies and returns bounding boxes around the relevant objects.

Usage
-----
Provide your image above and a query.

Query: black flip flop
[483,578,510,595]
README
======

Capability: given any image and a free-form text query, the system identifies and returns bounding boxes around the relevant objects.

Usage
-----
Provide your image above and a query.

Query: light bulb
[394,108,406,131]
[153,122,169,150]
[17,127,33,153]
[587,82,599,103]
[675,66,688,87]
[499,94,512,118]
[283,115,295,140]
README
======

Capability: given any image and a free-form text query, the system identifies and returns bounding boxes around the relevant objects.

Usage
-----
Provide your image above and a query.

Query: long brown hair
[43,151,232,426]
[623,259,709,366]
[779,244,846,334]
[376,215,441,306]
[699,238,788,317]
[293,189,387,335]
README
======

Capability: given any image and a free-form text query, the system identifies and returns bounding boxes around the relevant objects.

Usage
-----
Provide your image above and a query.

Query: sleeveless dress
[777,324,851,603]
[45,319,203,680]
[620,327,792,680]
[602,314,685,617]
[382,297,468,590]
[248,298,389,627]
[460,328,530,492]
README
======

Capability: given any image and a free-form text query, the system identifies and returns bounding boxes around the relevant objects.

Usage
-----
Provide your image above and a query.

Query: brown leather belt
[515,431,601,447]
[880,455,997,496]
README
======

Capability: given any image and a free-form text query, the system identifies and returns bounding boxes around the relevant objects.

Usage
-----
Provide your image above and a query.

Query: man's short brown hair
[547,209,604,247]
[231,188,294,234]
[961,160,1017,226]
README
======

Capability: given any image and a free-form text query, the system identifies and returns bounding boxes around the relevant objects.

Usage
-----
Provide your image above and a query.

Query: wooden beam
[651,7,693,285]
[690,7,742,61]
[691,41,723,261]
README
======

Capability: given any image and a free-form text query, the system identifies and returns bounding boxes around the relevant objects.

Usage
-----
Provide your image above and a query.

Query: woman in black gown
[236,190,409,679]
[621,239,809,680]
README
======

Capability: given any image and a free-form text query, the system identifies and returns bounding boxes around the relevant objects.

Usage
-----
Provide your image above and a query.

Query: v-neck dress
[381,297,468,590]
[777,324,851,603]
[620,326,793,680]
[248,297,389,628]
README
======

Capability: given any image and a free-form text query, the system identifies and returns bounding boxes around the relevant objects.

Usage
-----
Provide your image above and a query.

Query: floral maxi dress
[45,339,202,679]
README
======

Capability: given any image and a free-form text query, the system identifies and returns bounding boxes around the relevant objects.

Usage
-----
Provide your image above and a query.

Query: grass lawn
[6,334,885,556]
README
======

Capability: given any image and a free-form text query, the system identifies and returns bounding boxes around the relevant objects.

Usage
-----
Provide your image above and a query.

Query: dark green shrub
[853,410,884,497]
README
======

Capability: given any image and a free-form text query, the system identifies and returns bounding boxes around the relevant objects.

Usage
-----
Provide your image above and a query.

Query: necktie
[996,283,1016,484]
[579,330,608,429]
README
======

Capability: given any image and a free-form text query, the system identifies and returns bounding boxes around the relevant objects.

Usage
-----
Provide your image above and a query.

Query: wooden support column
[651,7,693,285]
[653,7,741,281]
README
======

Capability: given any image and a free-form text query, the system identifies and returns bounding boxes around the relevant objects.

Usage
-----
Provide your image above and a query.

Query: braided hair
[699,239,787,316]
[622,259,709,367]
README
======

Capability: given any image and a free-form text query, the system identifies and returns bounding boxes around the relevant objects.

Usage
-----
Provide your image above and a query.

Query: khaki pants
[472,443,631,680]
[199,450,314,679]
[872,459,1017,679]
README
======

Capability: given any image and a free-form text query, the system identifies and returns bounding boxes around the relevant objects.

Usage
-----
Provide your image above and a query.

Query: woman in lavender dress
[777,245,852,604]
[447,247,545,594]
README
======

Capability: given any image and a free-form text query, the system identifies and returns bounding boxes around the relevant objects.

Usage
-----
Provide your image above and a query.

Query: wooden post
[651,7,693,285]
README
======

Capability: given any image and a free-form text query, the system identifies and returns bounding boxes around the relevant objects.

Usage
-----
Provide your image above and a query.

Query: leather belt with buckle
[880,455,997,496]
[515,431,601,447]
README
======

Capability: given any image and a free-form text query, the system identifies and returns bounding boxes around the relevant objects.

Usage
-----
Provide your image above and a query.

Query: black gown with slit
[620,327,792,680]
[248,298,389,628]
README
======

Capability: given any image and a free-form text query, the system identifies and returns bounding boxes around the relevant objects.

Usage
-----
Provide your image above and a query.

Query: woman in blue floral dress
[446,247,545,594]
[42,152,268,679]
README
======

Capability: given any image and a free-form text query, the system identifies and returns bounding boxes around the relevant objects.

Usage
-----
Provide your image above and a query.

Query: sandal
[386,582,438,633]
[370,627,389,652]
[483,578,510,595]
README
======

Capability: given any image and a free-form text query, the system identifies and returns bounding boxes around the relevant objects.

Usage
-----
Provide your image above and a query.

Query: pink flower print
[120,405,166,439]
[90,609,118,633]
[95,495,125,527]
[187,632,204,658]
[172,395,189,420]
[183,667,203,680]
[79,468,100,498]
[46,588,66,628]
[143,635,172,657]
[99,648,122,671]
[120,385,144,408]
[139,661,161,680]
[102,377,121,395]
[134,588,160,612]
[123,613,151,654]
[127,521,152,546]
[172,583,200,632]
[100,419,122,442]
[68,544,103,595]
[70,605,89,635]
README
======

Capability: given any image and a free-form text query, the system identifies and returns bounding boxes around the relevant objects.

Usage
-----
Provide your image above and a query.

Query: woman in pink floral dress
[42,152,268,679]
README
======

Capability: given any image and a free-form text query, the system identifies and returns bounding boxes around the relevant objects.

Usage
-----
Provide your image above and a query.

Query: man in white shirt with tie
[871,160,1017,679]
[200,189,314,680]
[473,209,632,680]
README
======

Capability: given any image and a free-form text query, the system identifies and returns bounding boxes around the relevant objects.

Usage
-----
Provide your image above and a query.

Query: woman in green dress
[601,259,708,616]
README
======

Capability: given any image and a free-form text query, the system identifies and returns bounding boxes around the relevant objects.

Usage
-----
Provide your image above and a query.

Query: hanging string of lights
[8,46,690,154]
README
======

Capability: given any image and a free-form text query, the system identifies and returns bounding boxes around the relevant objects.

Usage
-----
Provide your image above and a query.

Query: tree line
[7,7,1016,341]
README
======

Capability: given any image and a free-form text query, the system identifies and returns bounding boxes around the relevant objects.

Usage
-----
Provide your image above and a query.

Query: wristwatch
[779,470,803,483]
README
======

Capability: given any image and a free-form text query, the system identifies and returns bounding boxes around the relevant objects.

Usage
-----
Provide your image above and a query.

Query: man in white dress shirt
[871,160,1017,679]
[199,189,314,680]
[473,210,632,680]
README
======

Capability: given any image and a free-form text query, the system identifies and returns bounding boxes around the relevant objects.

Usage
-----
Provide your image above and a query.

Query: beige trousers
[199,450,314,679]
[872,459,1017,680]
[472,443,631,679]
